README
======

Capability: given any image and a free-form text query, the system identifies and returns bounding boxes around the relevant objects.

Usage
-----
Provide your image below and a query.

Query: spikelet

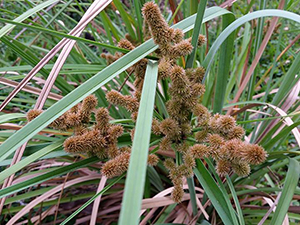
[148,154,159,166]
[142,2,172,46]
[101,152,131,178]
[158,58,172,80]
[164,158,176,171]
[123,95,139,112]
[232,161,250,177]
[190,144,210,158]
[117,39,135,50]
[228,126,245,140]
[107,143,119,159]
[216,159,231,176]
[119,146,131,154]
[171,40,193,58]
[170,66,190,89]
[95,107,110,132]
[217,115,236,134]
[242,143,267,165]
[66,113,81,128]
[180,123,192,136]
[106,91,139,112]
[159,136,172,151]
[160,118,181,138]
[178,164,193,177]
[187,67,205,84]
[191,83,205,98]
[95,148,107,159]
[209,114,220,131]
[106,90,124,106]
[171,28,184,44]
[193,104,210,126]
[176,142,189,153]
[109,124,124,139]
[207,134,224,160]
[183,152,196,168]
[197,34,206,47]
[50,114,69,130]
[152,119,161,135]
[64,129,107,154]
[195,130,208,142]
[171,185,184,203]
[27,109,43,122]
[219,139,244,161]
[79,95,98,123]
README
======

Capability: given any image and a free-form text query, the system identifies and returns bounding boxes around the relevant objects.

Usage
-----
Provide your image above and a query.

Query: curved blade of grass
[133,0,143,42]
[202,10,300,78]
[226,175,245,225]
[0,6,234,161]
[270,158,300,225]
[194,159,235,225]
[0,0,60,37]
[119,60,158,225]
[113,0,136,40]
[185,0,208,68]
[0,157,98,199]
[60,175,123,225]
[0,113,26,124]
[213,13,235,113]
[0,141,63,183]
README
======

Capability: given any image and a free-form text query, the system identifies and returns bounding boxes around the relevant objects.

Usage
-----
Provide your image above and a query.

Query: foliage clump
[26,2,267,203]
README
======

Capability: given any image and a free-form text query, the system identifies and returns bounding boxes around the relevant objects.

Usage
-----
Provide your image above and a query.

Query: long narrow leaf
[119,60,158,225]
[270,158,300,225]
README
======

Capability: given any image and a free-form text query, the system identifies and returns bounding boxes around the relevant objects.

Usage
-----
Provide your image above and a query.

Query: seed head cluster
[26,2,268,204]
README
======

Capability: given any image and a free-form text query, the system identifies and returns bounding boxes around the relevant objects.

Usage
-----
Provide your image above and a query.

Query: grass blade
[270,158,300,225]
[60,175,124,225]
[0,141,63,183]
[185,0,207,68]
[119,60,158,225]
[0,157,99,199]
[194,159,235,225]
[0,0,60,37]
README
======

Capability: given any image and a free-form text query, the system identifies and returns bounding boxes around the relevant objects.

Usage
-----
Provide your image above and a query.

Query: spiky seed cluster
[51,2,267,204]
[26,109,43,121]
[106,90,139,112]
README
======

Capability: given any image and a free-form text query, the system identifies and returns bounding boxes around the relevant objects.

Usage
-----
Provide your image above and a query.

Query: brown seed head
[152,119,161,135]
[171,40,193,58]
[217,115,236,134]
[228,126,245,140]
[160,118,180,138]
[219,139,244,161]
[101,152,131,178]
[190,144,210,158]
[171,28,184,43]
[117,39,135,50]
[79,95,98,122]
[142,2,172,46]
[95,107,110,130]
[158,58,172,80]
[27,109,43,122]
[159,136,172,151]
[183,152,196,168]
[164,158,176,171]
[232,161,250,177]
[147,154,159,166]
[242,144,267,165]
[216,159,231,176]
[171,185,184,203]
[195,130,208,142]
[197,34,206,47]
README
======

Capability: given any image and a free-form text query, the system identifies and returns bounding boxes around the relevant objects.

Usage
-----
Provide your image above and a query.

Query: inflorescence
[27,2,267,203]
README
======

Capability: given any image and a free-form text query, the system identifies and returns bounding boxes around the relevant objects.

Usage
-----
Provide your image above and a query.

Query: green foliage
[0,0,299,224]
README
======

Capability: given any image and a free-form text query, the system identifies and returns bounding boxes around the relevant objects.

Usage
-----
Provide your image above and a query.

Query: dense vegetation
[0,0,299,224]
